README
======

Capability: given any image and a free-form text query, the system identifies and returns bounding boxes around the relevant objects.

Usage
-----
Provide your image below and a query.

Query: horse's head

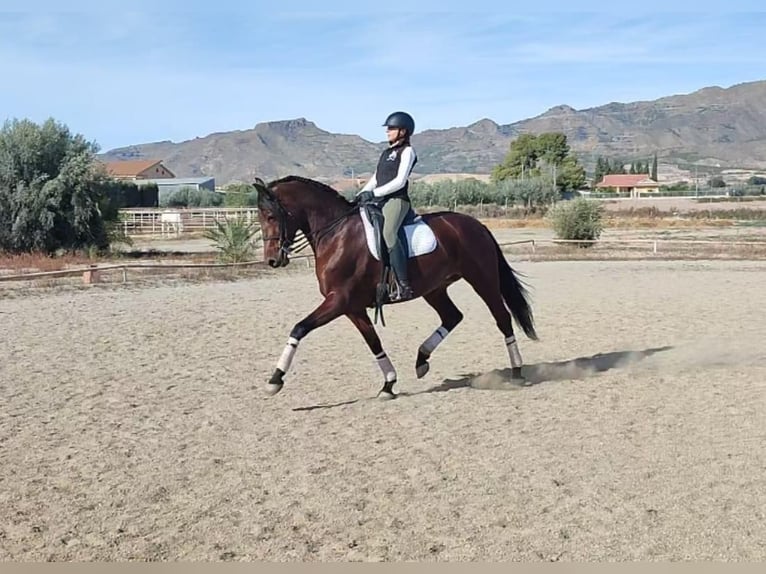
[253,175,357,266]
[252,177,299,268]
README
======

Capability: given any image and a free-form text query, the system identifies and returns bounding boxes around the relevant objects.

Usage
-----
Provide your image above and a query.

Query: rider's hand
[356,190,375,204]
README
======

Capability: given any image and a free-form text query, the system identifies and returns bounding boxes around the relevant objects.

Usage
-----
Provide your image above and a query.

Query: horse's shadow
[413,345,674,395]
[292,346,673,411]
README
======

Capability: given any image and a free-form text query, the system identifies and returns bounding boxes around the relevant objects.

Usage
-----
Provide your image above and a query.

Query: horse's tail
[491,234,538,341]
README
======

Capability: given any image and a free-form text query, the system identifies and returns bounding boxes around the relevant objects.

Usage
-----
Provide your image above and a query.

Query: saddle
[360,201,430,325]
[362,202,419,264]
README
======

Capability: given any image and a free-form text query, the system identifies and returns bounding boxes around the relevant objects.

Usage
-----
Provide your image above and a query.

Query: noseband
[260,193,294,257]
[257,182,361,257]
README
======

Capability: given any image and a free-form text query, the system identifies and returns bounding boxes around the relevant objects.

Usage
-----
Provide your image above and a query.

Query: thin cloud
[2,8,765,149]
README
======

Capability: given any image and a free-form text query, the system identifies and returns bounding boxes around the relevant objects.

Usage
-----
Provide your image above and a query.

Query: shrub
[203,216,260,262]
[548,198,604,246]
[161,187,223,207]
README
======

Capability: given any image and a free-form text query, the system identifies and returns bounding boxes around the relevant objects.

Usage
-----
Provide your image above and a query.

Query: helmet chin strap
[389,128,407,146]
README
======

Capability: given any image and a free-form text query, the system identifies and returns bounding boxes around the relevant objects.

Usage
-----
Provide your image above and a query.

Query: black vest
[374,142,417,201]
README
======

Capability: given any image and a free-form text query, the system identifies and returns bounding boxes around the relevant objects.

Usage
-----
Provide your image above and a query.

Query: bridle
[260,194,295,257]
[260,190,361,258]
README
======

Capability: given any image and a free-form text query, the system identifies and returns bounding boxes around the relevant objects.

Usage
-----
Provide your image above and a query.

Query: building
[133,177,217,202]
[104,159,176,181]
[595,174,660,197]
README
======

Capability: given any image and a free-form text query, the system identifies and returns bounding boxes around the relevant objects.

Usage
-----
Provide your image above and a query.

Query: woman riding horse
[355,111,418,301]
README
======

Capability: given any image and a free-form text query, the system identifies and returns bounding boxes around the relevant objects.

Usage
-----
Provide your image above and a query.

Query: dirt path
[1,260,765,561]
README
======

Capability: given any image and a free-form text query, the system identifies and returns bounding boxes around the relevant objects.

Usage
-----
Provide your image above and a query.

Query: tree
[594,156,607,184]
[593,155,628,184]
[491,133,539,181]
[557,155,587,191]
[492,132,586,193]
[708,175,727,188]
[0,117,121,254]
[651,153,658,180]
[223,182,258,207]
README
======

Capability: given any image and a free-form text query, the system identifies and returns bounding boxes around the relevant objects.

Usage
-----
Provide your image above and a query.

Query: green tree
[223,182,258,207]
[651,153,658,180]
[0,117,119,254]
[492,132,586,193]
[557,155,587,191]
[594,156,607,184]
[491,133,539,181]
[536,132,570,166]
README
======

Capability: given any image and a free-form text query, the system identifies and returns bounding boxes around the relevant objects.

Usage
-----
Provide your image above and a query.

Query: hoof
[415,361,430,379]
[377,390,396,401]
[266,369,285,396]
[377,381,397,401]
[510,374,532,387]
[265,382,284,396]
[508,367,532,387]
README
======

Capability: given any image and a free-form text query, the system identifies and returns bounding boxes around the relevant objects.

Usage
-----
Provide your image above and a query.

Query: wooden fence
[2,238,765,285]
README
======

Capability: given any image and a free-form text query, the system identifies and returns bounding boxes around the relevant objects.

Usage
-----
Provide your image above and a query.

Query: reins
[261,197,361,256]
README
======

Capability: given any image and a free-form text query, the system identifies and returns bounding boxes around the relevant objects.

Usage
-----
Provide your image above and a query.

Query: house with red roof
[595,174,659,197]
[103,159,176,181]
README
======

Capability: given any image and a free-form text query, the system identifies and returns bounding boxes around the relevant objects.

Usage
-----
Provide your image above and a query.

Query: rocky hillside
[99,80,766,184]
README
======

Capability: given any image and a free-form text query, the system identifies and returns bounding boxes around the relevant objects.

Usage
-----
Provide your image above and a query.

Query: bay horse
[253,175,538,400]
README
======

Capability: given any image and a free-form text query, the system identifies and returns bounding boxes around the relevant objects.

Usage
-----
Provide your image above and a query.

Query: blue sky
[2,1,765,151]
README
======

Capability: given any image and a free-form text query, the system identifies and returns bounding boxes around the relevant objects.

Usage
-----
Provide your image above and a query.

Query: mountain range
[99,79,766,185]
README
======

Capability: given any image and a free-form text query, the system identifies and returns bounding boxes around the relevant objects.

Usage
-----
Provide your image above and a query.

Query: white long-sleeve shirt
[359,145,417,198]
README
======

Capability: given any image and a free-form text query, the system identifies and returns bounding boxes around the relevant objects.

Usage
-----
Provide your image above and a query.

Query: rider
[355,111,418,301]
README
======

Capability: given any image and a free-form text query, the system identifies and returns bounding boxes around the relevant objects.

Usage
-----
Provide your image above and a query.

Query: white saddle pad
[360,210,438,261]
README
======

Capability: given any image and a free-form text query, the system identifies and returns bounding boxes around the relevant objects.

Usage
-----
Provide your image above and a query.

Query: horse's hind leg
[415,287,464,379]
[462,263,527,384]
[346,311,398,400]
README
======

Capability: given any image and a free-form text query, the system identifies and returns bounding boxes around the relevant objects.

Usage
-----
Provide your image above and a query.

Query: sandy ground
[2,259,766,561]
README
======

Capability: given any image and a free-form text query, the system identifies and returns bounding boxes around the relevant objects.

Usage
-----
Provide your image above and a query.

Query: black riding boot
[388,242,413,301]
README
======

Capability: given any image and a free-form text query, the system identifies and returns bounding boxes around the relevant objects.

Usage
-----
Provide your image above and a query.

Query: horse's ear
[252,177,267,192]
[251,177,271,201]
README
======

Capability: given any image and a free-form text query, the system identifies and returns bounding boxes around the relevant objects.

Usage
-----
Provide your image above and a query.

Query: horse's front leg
[266,292,346,395]
[346,311,398,400]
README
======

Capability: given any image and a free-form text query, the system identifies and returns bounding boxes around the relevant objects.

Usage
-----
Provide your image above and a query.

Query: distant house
[595,174,659,197]
[133,177,217,202]
[104,159,176,181]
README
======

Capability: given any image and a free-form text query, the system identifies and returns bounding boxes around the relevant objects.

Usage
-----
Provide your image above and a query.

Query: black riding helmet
[383,111,415,135]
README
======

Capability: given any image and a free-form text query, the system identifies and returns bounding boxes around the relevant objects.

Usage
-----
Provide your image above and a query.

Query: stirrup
[390,281,413,302]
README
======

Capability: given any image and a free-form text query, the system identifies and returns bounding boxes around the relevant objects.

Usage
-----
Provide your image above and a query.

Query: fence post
[82,265,100,285]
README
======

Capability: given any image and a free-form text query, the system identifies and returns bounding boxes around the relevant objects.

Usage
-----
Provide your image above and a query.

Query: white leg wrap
[375,351,397,383]
[505,335,523,368]
[276,337,300,373]
[419,326,449,357]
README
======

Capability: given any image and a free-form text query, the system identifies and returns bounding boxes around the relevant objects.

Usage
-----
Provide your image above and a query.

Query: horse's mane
[268,175,350,204]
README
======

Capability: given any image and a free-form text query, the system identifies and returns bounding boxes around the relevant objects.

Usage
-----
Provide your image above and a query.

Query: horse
[252,175,538,400]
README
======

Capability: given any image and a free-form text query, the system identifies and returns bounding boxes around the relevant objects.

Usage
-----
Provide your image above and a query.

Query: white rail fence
[120,208,259,236]
[2,238,765,285]
[515,238,766,254]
